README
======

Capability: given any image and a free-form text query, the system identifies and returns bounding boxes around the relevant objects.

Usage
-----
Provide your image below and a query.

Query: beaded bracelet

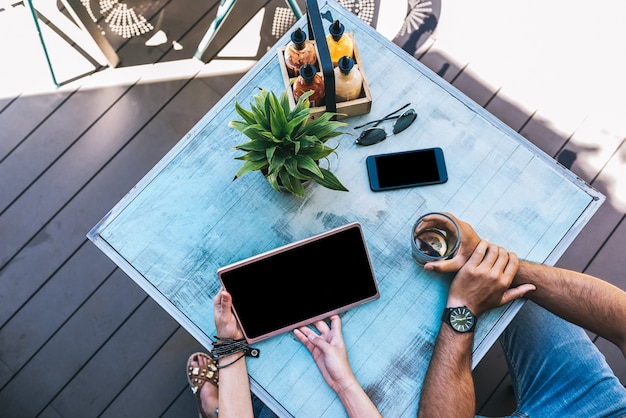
[210,337,260,368]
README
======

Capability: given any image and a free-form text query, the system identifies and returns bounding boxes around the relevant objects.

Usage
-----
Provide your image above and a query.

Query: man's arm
[425,214,626,358]
[514,261,626,357]
[419,241,533,418]
[419,324,475,418]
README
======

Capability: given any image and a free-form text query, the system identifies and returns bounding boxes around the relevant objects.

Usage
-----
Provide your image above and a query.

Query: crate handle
[305,0,336,113]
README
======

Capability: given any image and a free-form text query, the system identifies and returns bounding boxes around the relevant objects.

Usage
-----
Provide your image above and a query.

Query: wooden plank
[0,77,217,318]
[0,77,220,334]
[0,268,147,416]
[414,0,472,85]
[0,91,73,161]
[37,408,63,418]
[0,77,188,268]
[518,113,572,158]
[418,48,464,83]
[99,327,201,418]
[0,96,16,113]
[558,111,626,184]
[0,138,147,324]
[0,77,222,415]
[198,66,251,97]
[585,216,626,300]
[556,202,622,273]
[473,344,512,414]
[477,374,516,416]
[484,89,533,134]
[0,357,11,393]
[0,79,219,417]
[162,386,205,418]
[111,0,270,66]
[41,295,179,416]
[557,138,626,272]
[152,0,218,42]
[0,243,114,386]
[0,85,130,214]
[448,64,498,108]
[0,81,162,318]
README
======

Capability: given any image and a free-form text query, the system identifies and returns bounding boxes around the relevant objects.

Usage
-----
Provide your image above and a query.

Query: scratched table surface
[88,1,603,416]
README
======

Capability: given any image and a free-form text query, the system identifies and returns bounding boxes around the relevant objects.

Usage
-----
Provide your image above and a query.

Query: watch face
[449,307,476,332]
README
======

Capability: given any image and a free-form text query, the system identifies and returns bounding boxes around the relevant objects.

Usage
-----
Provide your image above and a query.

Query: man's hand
[448,240,535,316]
[214,288,244,340]
[294,315,358,395]
[423,213,481,273]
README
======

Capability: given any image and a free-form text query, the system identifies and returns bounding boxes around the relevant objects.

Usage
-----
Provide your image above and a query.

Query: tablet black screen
[218,223,379,342]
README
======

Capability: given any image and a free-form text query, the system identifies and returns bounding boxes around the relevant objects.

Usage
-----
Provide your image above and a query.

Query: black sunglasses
[354,103,417,146]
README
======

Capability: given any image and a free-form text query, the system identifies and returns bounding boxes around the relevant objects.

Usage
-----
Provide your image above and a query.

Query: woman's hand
[294,315,358,395]
[213,288,244,340]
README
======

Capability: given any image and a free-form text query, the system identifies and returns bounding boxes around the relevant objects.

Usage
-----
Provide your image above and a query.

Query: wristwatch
[442,306,476,333]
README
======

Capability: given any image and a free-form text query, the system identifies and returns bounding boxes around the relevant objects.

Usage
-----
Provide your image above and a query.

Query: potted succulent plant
[229,88,349,198]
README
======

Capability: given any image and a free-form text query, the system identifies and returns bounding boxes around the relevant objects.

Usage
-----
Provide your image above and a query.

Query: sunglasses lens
[392,110,417,134]
[356,128,387,146]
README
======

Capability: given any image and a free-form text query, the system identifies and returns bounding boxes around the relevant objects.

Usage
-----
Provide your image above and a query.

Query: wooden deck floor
[1,0,625,416]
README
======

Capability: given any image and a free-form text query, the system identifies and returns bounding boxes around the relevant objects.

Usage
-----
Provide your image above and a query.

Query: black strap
[305,0,336,113]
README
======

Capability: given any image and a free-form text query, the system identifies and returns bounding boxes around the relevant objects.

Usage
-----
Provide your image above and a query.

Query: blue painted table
[88,1,603,416]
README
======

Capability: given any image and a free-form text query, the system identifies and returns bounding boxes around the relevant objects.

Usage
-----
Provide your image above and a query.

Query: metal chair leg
[194,0,303,62]
[285,0,303,19]
[26,0,121,87]
[26,0,59,87]
[194,0,237,61]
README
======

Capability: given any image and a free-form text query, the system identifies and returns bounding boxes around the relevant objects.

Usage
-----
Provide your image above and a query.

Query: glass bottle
[334,56,363,102]
[293,64,325,107]
[283,28,317,77]
[326,20,353,67]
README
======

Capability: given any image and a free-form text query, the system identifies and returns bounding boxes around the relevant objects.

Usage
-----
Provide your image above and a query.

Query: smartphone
[366,147,448,191]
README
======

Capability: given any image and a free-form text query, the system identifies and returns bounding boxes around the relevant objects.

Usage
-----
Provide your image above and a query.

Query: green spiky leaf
[234,159,269,179]
[313,167,349,191]
[283,158,310,180]
[295,154,323,178]
[229,88,349,196]
[279,169,305,198]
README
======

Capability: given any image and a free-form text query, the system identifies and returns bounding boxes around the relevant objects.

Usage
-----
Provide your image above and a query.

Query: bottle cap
[338,56,354,74]
[299,64,317,82]
[291,28,307,49]
[329,20,345,41]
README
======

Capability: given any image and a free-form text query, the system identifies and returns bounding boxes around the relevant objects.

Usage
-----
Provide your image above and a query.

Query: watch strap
[441,307,451,322]
[441,306,476,333]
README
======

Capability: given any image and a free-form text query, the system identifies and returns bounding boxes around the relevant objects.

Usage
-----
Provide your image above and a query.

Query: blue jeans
[497,301,626,417]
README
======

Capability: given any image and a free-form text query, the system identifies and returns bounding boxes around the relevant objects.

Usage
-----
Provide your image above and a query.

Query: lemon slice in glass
[416,229,448,257]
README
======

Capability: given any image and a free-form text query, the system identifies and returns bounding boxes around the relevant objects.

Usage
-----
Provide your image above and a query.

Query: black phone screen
[366,148,447,191]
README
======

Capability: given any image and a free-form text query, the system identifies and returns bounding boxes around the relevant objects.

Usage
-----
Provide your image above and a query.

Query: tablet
[217,222,379,343]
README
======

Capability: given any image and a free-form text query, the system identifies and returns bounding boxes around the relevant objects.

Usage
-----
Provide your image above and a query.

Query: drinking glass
[411,212,461,265]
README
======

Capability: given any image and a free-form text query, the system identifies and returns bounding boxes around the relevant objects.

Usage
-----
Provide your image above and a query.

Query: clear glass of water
[411,212,461,266]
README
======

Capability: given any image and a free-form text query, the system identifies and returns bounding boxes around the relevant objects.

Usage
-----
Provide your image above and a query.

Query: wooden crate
[277,32,372,120]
